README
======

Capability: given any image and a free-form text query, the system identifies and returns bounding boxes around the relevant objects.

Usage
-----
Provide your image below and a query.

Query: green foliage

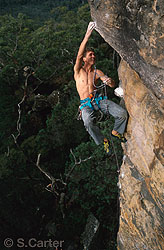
[0,0,88,23]
[0,1,122,249]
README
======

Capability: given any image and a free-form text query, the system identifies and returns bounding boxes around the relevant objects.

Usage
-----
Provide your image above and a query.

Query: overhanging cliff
[89,0,164,100]
[88,0,164,249]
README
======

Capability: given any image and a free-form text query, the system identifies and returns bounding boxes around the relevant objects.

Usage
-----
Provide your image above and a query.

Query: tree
[0,3,121,249]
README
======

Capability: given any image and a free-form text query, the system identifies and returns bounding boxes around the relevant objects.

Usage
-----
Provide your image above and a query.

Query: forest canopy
[0,1,122,249]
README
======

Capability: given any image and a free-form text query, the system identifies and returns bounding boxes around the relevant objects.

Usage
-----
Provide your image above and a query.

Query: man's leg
[99,99,128,135]
[81,106,104,145]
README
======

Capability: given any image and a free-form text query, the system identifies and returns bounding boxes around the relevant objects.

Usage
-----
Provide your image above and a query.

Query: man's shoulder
[74,66,84,81]
[94,69,104,80]
[74,65,84,74]
[96,68,104,74]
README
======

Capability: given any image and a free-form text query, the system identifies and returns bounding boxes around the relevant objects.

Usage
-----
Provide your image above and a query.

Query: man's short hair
[83,47,95,57]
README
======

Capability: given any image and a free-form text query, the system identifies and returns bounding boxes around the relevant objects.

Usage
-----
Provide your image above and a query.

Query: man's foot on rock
[111,133,127,143]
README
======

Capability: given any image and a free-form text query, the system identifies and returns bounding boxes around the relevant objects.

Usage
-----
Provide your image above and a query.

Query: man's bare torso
[75,67,97,100]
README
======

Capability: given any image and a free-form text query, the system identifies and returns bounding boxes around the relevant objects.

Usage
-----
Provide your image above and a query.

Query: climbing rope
[92,65,121,226]
[92,65,121,167]
[92,65,107,91]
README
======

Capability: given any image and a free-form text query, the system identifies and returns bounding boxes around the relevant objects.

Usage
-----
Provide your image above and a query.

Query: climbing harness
[79,93,107,111]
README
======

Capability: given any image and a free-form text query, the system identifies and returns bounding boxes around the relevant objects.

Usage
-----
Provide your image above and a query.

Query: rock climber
[74,22,128,154]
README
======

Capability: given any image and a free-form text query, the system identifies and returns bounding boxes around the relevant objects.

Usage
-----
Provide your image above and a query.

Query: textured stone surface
[88,0,164,249]
[118,60,164,250]
[88,0,164,99]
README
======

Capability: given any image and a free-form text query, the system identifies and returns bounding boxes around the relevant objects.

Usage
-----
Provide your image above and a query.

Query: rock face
[118,60,164,250]
[88,0,164,249]
[89,0,164,100]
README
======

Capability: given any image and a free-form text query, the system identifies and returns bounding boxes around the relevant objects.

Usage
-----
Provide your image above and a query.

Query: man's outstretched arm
[74,22,96,74]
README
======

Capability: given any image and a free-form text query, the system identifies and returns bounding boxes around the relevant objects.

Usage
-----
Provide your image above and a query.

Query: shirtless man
[74,22,127,153]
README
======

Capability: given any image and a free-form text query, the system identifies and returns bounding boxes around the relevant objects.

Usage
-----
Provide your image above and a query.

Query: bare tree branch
[65,149,92,181]
[11,73,31,142]
[36,153,54,182]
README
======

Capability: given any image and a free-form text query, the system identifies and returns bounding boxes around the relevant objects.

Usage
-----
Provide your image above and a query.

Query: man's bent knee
[120,108,128,119]
[123,109,128,118]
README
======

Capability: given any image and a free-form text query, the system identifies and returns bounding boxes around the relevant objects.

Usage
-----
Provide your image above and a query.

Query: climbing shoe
[104,138,112,155]
[111,133,127,143]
